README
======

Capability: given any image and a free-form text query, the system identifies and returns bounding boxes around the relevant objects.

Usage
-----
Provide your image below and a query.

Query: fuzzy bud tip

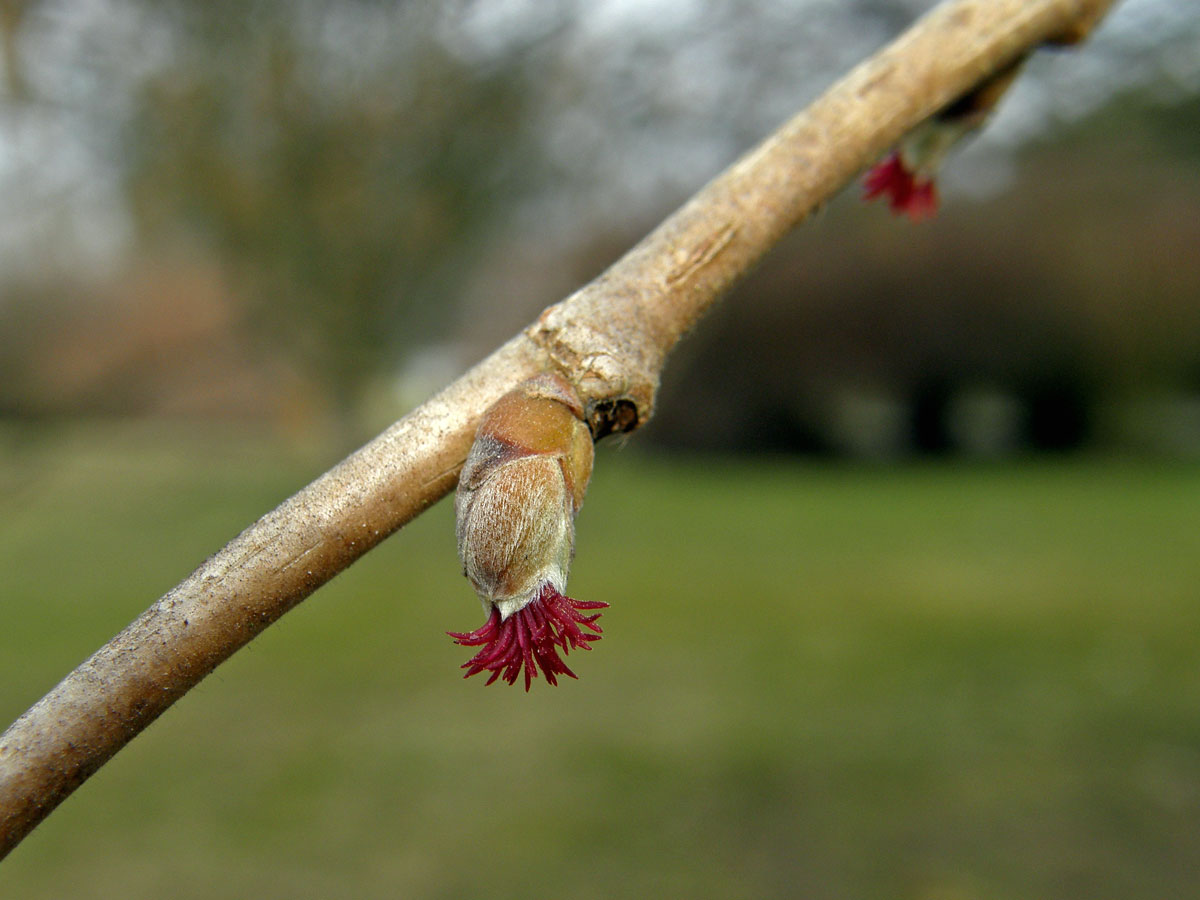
[449,583,609,691]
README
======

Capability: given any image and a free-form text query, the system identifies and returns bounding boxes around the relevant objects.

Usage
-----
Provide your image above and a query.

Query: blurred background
[2,0,1199,897]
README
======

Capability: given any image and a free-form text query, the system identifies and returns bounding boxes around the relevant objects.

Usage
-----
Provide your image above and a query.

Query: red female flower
[863,150,939,221]
[450,374,604,690]
[864,57,1026,221]
[449,584,607,690]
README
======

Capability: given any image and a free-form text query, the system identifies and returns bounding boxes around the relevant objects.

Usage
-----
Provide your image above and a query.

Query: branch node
[525,307,660,436]
[586,398,640,440]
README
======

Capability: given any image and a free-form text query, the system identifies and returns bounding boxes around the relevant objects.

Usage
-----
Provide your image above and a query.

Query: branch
[0,0,1117,860]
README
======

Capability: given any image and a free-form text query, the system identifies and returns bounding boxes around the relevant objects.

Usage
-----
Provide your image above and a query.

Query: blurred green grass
[2,424,1199,899]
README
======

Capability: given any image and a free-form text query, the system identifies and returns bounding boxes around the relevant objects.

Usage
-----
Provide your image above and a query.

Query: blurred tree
[120,1,542,421]
[645,119,1200,458]
[0,0,30,98]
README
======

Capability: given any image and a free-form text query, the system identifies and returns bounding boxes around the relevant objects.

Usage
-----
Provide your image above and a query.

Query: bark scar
[278,541,321,574]
[665,221,738,286]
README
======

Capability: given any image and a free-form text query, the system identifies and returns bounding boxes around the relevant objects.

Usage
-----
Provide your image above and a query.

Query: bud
[864,57,1025,221]
[449,373,607,689]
